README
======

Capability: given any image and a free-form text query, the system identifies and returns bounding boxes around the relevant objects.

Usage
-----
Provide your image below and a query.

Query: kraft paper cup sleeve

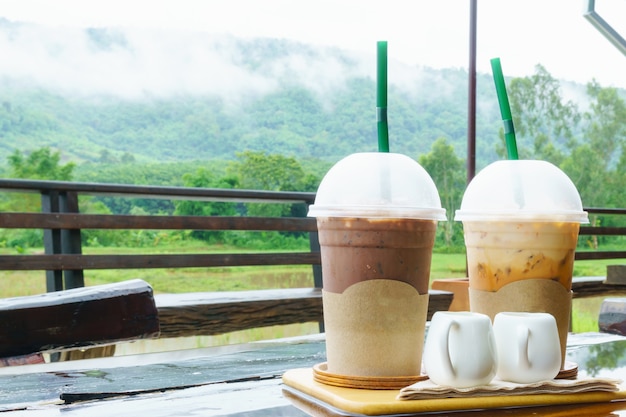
[322,280,429,377]
[469,279,572,368]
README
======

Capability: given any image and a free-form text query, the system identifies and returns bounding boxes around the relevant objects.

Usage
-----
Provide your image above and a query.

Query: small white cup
[493,312,561,384]
[423,311,497,388]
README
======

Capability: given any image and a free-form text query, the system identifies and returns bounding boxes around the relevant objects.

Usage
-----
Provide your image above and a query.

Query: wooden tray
[283,367,626,416]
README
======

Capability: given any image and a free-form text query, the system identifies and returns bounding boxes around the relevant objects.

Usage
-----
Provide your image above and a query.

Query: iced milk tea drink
[463,221,579,293]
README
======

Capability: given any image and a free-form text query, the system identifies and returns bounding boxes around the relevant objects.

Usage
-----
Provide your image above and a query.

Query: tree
[228,150,316,192]
[174,168,238,241]
[583,81,626,167]
[418,138,465,247]
[562,144,608,206]
[175,168,238,217]
[8,147,75,180]
[227,150,318,217]
[507,65,580,164]
[1,147,75,214]
[0,147,76,246]
[561,81,626,248]
[561,82,626,210]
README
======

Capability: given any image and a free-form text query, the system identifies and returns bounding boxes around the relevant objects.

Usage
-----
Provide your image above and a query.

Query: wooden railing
[571,207,626,299]
[0,178,321,291]
[0,178,453,349]
[576,207,626,261]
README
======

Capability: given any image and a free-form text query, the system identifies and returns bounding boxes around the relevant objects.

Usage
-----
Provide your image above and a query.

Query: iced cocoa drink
[318,217,437,295]
[318,217,437,377]
[309,152,445,379]
[456,160,588,370]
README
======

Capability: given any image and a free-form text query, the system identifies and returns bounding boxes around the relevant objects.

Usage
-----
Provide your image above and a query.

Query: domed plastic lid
[308,152,446,220]
[455,160,588,223]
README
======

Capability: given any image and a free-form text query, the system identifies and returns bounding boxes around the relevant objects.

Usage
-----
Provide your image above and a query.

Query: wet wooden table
[2,332,626,416]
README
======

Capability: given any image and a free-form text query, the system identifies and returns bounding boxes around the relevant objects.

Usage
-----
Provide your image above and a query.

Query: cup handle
[517,325,531,370]
[440,320,458,378]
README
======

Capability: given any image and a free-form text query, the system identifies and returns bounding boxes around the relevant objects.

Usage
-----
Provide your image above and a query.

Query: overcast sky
[2,0,626,90]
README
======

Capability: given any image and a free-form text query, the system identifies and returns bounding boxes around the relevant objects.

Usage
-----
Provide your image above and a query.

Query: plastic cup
[455,160,588,368]
[308,152,445,378]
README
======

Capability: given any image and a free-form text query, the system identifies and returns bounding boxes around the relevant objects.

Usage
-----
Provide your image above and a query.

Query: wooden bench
[154,288,451,339]
[0,178,453,358]
[0,279,159,361]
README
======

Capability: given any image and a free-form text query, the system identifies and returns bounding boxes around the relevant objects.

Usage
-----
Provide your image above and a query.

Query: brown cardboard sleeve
[469,279,572,368]
[323,280,429,377]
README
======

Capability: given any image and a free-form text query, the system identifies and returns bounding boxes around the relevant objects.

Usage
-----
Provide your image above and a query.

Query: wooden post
[41,191,63,292]
[59,191,84,289]
[41,191,85,291]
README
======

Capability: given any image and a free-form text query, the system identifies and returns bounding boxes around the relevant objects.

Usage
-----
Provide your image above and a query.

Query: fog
[0,21,274,100]
[0,19,447,103]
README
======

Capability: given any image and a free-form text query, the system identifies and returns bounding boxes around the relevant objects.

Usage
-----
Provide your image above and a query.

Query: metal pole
[465,0,478,278]
[583,0,626,57]
[467,0,477,184]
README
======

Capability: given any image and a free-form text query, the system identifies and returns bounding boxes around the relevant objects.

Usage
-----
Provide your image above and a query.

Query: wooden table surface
[2,332,626,416]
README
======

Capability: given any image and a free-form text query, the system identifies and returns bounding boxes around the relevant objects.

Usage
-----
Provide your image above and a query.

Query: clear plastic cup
[308,152,445,378]
[455,160,588,368]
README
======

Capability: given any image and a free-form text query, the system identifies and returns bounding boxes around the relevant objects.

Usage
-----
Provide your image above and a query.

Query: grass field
[0,246,618,353]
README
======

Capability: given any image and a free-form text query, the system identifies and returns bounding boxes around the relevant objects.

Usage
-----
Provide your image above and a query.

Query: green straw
[377,41,389,152]
[490,57,519,160]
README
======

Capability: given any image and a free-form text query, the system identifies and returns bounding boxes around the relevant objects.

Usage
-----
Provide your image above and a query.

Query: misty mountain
[0,18,524,167]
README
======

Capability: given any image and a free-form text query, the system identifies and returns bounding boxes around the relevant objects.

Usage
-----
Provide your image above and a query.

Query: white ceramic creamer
[423,311,497,388]
[493,312,561,384]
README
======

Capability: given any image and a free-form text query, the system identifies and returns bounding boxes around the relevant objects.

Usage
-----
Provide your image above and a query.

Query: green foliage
[79,199,134,247]
[585,81,626,164]
[221,231,310,250]
[75,160,232,216]
[228,150,318,192]
[508,64,580,162]
[0,147,77,248]
[8,147,75,180]
[227,150,318,221]
[418,137,466,247]
[174,167,239,241]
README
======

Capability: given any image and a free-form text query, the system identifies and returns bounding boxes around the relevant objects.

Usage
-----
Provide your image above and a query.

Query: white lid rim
[308,205,447,221]
[454,209,589,223]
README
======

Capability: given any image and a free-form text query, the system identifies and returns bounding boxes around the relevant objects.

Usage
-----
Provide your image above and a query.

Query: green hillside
[0,19,506,167]
[0,73,503,166]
